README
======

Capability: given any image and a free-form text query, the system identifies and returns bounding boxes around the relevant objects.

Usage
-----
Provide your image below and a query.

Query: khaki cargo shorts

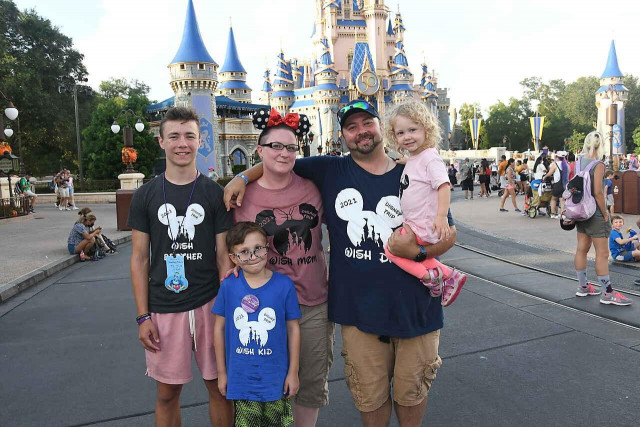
[341,326,442,412]
[295,302,335,408]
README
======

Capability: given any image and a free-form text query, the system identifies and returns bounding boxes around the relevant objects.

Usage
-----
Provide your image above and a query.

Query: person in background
[447,163,457,190]
[19,172,37,213]
[56,168,70,211]
[574,132,632,306]
[609,215,640,262]
[499,158,520,213]
[628,153,638,171]
[604,170,615,216]
[67,169,79,210]
[519,158,530,194]
[544,151,568,219]
[478,158,490,198]
[459,157,474,200]
[67,213,100,261]
[208,166,219,182]
[497,154,508,190]
[567,152,576,180]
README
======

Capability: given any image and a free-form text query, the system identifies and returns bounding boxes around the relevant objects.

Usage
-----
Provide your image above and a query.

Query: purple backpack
[562,157,599,221]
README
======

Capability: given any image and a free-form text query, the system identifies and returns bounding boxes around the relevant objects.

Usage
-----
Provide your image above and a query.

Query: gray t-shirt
[67,222,88,247]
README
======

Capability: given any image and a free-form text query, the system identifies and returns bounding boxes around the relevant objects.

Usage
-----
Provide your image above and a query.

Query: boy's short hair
[160,107,199,138]
[226,222,267,251]
[605,170,614,177]
[611,214,624,222]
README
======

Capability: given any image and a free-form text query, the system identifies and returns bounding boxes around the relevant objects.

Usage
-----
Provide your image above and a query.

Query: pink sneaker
[441,269,467,307]
[421,267,443,297]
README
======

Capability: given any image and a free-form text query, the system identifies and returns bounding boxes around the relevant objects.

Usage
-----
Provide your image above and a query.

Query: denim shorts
[68,243,76,255]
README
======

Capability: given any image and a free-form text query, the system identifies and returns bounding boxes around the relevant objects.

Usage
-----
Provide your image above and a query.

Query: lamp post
[59,79,92,185]
[0,91,23,175]
[111,110,145,173]
[603,84,620,171]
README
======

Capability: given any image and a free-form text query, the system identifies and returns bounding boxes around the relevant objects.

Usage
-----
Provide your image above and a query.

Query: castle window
[347,52,354,70]
[180,64,185,70]
[243,90,247,93]
[198,64,205,70]
[231,89,236,94]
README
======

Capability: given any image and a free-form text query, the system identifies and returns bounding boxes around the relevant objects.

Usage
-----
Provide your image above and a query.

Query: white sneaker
[65,207,71,211]
[59,207,64,211]
[72,206,79,210]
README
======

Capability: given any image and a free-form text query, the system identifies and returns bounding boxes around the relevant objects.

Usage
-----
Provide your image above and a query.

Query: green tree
[485,97,532,151]
[0,0,90,175]
[557,76,599,133]
[82,82,159,179]
[99,78,151,100]
[623,75,640,146]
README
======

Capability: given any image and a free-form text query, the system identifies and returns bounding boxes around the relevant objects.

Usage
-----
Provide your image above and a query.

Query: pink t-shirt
[234,173,328,306]
[400,147,450,244]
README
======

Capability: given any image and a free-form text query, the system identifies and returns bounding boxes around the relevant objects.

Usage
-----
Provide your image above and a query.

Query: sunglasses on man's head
[337,102,375,122]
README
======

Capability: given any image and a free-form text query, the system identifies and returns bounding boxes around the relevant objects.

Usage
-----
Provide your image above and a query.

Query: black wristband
[414,245,427,262]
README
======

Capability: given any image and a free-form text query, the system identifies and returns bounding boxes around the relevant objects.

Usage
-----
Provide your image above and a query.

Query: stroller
[524,179,553,218]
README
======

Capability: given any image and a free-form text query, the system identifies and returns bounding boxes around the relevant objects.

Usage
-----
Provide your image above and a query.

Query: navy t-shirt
[294,155,447,338]
[212,271,301,402]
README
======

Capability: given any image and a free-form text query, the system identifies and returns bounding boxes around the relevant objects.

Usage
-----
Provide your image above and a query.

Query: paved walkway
[1,242,638,426]
[0,202,130,297]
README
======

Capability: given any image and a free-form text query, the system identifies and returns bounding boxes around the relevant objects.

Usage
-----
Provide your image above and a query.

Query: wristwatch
[414,245,427,262]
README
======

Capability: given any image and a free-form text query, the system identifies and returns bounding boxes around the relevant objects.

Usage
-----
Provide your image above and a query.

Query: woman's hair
[385,100,442,152]
[567,152,575,162]
[258,124,297,146]
[83,213,96,223]
[76,207,92,223]
[582,131,604,158]
[481,158,489,170]
[507,158,515,166]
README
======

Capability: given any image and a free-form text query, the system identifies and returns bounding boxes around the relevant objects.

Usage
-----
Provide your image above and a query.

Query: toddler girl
[384,100,466,306]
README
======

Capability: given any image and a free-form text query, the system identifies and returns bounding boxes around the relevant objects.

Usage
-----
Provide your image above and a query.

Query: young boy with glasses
[213,221,301,426]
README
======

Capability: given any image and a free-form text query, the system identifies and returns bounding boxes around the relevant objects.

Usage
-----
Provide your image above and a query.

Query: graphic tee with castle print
[127,175,233,313]
[293,155,444,338]
[212,270,301,402]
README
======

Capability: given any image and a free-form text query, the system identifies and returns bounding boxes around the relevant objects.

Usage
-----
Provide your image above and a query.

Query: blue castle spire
[601,40,623,79]
[262,69,272,93]
[220,26,246,73]
[316,38,336,73]
[387,19,394,36]
[273,51,293,85]
[170,0,216,65]
[391,41,409,74]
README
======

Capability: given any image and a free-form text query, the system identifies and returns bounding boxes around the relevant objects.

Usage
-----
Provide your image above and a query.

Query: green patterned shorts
[234,397,293,427]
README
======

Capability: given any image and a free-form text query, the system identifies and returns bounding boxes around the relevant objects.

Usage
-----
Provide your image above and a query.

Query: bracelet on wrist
[235,173,249,185]
[136,313,151,325]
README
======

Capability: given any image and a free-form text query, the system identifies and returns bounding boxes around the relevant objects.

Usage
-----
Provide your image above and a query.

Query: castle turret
[362,0,388,71]
[421,63,438,113]
[217,25,252,103]
[393,9,406,39]
[168,0,219,175]
[271,51,295,114]
[388,38,414,104]
[595,40,629,155]
[258,68,272,106]
[313,38,341,144]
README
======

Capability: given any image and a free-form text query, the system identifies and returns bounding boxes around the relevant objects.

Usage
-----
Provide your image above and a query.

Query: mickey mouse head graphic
[334,188,404,247]
[157,203,205,241]
[233,306,276,347]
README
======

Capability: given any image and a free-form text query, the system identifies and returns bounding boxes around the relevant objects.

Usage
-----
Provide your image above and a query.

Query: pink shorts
[145,298,218,384]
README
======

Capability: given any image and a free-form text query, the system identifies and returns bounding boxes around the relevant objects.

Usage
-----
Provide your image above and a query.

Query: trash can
[622,170,640,215]
[116,189,136,231]
[611,171,624,213]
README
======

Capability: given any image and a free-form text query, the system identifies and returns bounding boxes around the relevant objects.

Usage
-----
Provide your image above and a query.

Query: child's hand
[217,372,227,397]
[283,372,299,399]
[433,215,450,240]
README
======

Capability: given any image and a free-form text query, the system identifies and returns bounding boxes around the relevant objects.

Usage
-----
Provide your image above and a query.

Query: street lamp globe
[134,119,145,133]
[4,103,18,121]
[111,121,121,134]
[4,128,13,137]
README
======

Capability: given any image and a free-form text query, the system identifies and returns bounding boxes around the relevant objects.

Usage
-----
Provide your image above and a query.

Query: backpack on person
[562,157,599,221]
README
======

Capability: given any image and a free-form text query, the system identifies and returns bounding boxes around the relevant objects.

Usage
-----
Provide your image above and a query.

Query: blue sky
[13,0,640,113]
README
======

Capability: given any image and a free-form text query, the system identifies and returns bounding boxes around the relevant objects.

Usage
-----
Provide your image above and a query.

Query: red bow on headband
[266,108,300,130]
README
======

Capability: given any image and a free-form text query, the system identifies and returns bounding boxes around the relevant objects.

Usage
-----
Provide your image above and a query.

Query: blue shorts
[68,243,76,255]
[614,250,635,262]
[69,187,74,195]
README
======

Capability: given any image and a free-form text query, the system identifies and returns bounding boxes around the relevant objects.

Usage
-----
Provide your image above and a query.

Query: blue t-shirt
[609,229,633,257]
[605,179,613,195]
[294,155,448,338]
[212,271,301,402]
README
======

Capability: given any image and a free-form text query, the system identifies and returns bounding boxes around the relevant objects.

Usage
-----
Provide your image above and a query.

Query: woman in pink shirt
[383,100,466,307]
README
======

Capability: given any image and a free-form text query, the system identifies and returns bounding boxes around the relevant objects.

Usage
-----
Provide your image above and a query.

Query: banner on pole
[529,116,545,151]
[468,118,482,150]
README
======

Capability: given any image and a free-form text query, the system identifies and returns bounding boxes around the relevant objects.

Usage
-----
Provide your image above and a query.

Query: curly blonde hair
[386,100,442,152]
[582,131,604,159]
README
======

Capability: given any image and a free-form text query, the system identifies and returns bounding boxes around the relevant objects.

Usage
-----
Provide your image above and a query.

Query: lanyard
[162,171,199,255]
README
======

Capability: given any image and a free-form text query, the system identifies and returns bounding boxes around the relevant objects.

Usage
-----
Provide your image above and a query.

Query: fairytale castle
[147,0,451,177]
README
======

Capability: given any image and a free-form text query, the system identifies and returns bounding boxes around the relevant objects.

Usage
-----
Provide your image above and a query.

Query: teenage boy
[128,107,234,426]
[213,222,301,426]
[234,113,331,427]
[609,215,640,261]
[19,172,37,213]
[224,101,456,427]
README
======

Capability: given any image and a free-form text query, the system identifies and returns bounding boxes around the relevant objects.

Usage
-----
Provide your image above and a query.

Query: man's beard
[347,132,382,155]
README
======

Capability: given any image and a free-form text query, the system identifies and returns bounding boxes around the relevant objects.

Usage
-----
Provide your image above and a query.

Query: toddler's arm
[284,319,300,399]
[433,183,451,240]
[213,315,227,397]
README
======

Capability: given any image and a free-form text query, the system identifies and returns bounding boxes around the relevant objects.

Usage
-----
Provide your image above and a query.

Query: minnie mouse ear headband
[252,108,311,137]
